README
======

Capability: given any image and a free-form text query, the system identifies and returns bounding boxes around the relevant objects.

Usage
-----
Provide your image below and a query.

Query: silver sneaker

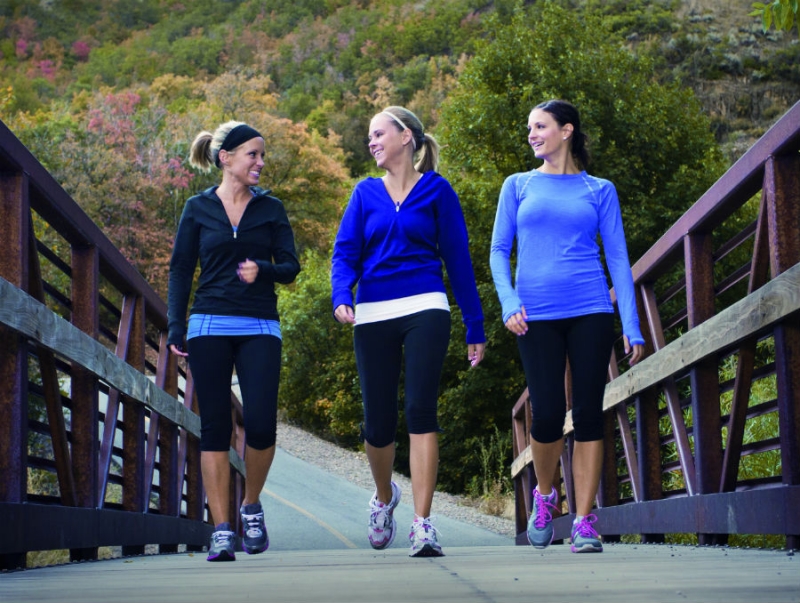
[368,481,401,549]
[207,525,236,562]
[409,516,443,557]
[240,502,269,554]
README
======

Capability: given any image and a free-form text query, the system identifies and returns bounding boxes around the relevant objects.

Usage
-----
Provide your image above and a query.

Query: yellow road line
[262,488,359,549]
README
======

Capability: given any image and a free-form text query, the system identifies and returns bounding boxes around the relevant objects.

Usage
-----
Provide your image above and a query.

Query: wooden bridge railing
[511,101,800,549]
[0,119,246,570]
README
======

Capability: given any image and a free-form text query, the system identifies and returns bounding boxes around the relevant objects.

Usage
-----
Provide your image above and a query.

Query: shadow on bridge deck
[1,542,797,603]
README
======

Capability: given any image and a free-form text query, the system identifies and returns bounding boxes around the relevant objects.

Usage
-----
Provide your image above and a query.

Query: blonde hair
[189,120,247,172]
[380,106,440,173]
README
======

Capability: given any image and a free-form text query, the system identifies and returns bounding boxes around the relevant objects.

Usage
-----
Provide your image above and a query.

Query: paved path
[2,543,797,602]
[260,448,511,550]
[2,448,798,602]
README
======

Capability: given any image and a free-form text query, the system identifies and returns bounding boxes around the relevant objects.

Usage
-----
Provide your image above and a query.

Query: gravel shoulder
[276,422,516,538]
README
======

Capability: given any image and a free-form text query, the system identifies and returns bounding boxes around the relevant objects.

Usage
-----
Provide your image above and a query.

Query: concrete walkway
[258,448,512,550]
[3,447,798,602]
[2,543,797,603]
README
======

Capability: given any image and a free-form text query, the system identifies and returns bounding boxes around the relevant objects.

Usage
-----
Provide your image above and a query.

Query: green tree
[430,2,724,492]
[278,248,363,447]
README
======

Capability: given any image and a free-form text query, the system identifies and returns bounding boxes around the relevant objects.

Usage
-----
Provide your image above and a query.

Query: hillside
[580,0,798,161]
[1,0,798,170]
[670,0,798,159]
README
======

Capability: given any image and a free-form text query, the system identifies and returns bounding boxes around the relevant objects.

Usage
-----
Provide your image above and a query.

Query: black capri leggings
[187,334,282,452]
[354,309,451,448]
[516,312,615,443]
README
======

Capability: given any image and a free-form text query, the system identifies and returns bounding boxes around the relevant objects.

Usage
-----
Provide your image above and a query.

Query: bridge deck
[1,543,797,603]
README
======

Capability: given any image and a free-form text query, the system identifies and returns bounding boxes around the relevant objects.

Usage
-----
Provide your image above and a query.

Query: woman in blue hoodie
[168,121,300,562]
[331,106,485,557]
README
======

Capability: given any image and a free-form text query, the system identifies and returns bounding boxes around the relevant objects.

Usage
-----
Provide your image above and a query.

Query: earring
[563,137,567,140]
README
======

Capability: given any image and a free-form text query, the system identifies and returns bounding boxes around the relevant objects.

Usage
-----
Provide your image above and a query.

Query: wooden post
[182,370,207,551]
[121,295,146,556]
[764,154,800,551]
[684,232,723,545]
[69,244,100,562]
[637,388,665,543]
[156,332,180,553]
[0,171,29,571]
[597,411,620,543]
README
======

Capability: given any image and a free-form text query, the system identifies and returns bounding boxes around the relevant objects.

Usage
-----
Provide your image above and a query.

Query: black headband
[215,124,263,167]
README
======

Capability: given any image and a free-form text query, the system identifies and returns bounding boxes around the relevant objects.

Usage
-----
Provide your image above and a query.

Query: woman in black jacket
[168,121,300,562]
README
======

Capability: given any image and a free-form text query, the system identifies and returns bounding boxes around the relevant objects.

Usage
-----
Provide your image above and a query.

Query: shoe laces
[369,496,392,529]
[212,530,234,546]
[409,516,440,544]
[241,511,264,538]
[572,514,599,539]
[532,488,557,529]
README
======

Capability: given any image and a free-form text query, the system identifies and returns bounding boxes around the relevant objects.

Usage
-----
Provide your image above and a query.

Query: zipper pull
[232,225,238,239]
[395,202,400,212]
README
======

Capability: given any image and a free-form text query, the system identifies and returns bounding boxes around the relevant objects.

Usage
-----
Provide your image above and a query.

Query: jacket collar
[200,185,273,200]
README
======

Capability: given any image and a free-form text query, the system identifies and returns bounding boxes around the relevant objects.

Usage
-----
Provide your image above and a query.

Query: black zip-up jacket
[167,186,300,347]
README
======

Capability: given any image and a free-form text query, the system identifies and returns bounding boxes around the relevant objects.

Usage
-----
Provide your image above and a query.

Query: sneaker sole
[527,534,553,549]
[410,543,444,557]
[571,543,603,553]
[243,542,269,555]
[526,528,554,549]
[207,550,236,562]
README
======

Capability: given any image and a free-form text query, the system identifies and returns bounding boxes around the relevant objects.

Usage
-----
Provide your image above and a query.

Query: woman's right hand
[334,304,356,324]
[169,344,189,358]
[504,305,528,336]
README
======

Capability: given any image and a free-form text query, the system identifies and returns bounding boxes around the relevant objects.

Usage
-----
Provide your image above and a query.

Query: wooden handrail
[0,118,246,569]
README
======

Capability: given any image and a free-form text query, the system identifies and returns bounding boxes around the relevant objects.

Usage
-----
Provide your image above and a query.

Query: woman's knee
[363,420,397,448]
[531,422,566,444]
[571,409,604,441]
[200,429,233,452]
[244,428,277,450]
[530,404,568,442]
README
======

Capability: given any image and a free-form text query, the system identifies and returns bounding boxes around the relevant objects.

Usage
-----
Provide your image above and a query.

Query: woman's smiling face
[224,137,265,185]
[367,113,408,169]
[527,108,571,161]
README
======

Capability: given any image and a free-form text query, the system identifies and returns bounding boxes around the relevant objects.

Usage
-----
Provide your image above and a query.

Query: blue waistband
[187,314,281,340]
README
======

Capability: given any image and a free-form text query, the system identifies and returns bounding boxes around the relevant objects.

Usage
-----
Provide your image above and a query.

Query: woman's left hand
[237,258,259,284]
[623,335,644,366]
[468,343,486,368]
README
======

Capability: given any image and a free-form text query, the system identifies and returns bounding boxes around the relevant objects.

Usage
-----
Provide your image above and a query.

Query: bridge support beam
[0,171,30,570]
[685,232,724,546]
[765,154,800,551]
[70,244,100,562]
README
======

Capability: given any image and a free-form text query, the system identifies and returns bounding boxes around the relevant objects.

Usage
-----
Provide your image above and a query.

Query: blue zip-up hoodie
[168,186,300,347]
[331,172,485,344]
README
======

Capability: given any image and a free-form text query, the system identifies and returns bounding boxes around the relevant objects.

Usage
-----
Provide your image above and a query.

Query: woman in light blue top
[490,100,645,553]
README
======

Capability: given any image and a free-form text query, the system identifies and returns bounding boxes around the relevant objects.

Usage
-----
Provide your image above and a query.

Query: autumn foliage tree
[8,71,350,298]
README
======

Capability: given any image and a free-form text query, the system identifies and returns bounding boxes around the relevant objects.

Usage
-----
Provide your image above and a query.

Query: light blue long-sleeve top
[490,169,644,345]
